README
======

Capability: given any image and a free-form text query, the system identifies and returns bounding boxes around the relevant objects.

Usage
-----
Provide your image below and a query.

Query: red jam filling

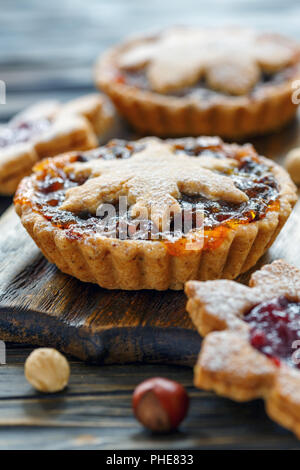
[245,296,300,368]
[15,138,280,248]
[0,118,51,148]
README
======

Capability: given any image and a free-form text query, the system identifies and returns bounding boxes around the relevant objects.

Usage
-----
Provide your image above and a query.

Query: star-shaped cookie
[185,259,300,439]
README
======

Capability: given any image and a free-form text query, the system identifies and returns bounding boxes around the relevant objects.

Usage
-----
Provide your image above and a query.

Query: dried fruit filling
[0,118,51,148]
[16,138,280,245]
[245,296,300,368]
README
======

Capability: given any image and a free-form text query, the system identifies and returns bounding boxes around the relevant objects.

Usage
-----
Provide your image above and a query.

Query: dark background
[0,0,300,450]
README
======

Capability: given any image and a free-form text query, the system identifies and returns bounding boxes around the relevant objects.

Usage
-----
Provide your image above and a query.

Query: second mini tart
[95,27,300,139]
[15,137,296,290]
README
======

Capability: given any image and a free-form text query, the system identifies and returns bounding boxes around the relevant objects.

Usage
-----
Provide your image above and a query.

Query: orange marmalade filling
[15,137,280,256]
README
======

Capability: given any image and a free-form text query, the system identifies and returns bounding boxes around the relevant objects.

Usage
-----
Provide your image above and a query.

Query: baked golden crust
[185,260,300,439]
[95,28,300,139]
[15,137,296,290]
[0,94,115,195]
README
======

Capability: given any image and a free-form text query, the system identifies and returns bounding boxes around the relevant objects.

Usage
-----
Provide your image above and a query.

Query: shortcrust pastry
[95,27,300,138]
[0,93,114,195]
[14,137,296,290]
[185,260,300,439]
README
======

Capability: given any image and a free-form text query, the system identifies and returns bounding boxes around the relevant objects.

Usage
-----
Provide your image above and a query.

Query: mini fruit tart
[95,27,300,139]
[14,137,296,290]
[0,93,115,195]
[185,260,300,439]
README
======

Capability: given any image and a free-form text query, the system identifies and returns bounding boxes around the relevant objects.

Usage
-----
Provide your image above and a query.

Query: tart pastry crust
[0,93,115,195]
[15,137,296,290]
[185,260,300,439]
[95,27,300,138]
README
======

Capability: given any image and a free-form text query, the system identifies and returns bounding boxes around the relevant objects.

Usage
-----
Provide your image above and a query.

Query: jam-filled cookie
[95,27,300,138]
[285,146,300,184]
[0,93,115,195]
[185,260,300,439]
[14,137,296,290]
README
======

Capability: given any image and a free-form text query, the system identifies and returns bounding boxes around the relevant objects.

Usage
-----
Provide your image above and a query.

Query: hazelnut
[25,348,70,393]
[132,377,189,433]
[285,148,300,184]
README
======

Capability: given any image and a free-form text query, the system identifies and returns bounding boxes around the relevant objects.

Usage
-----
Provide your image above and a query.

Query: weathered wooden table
[1,0,300,450]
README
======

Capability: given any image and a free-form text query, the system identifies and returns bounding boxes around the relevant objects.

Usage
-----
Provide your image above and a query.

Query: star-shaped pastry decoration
[60,139,247,231]
[119,28,297,94]
[185,259,300,440]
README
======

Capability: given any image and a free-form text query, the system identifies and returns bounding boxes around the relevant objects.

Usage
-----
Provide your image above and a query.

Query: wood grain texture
[1,0,300,450]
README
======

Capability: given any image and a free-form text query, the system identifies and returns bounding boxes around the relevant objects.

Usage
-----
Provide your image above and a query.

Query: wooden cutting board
[0,125,299,365]
[0,206,201,365]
